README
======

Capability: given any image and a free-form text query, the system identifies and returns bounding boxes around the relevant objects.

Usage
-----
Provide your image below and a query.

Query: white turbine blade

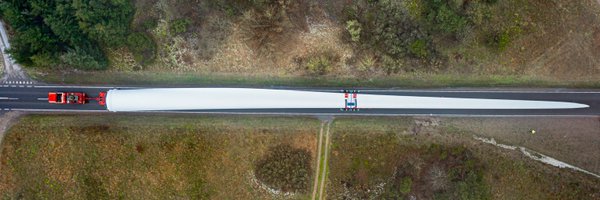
[105,88,589,112]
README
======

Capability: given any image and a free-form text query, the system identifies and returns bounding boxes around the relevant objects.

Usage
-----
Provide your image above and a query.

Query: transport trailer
[47,92,106,105]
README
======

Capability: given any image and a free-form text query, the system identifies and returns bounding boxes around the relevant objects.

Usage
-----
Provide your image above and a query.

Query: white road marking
[37,98,48,101]
[0,97,18,100]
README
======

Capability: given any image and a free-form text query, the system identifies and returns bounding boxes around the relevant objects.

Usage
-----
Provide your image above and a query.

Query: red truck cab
[48,92,87,104]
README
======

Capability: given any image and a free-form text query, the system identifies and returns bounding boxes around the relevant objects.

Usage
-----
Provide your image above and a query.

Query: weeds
[306,55,333,75]
[346,20,362,42]
[170,18,192,35]
[357,55,377,74]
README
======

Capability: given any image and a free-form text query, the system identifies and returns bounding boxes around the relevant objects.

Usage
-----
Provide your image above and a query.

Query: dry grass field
[327,117,600,199]
[0,115,598,199]
[0,115,320,199]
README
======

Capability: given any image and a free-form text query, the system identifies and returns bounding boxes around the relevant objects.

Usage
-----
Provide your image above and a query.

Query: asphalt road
[0,84,599,116]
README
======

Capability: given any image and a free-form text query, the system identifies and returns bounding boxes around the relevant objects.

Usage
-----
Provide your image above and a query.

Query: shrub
[30,53,59,69]
[142,19,158,31]
[386,145,489,199]
[239,2,295,57]
[422,0,468,34]
[381,55,402,75]
[306,55,332,75]
[493,31,511,51]
[61,46,108,70]
[127,32,156,65]
[346,20,362,42]
[399,177,413,195]
[488,25,521,52]
[422,0,497,36]
[410,39,428,58]
[362,0,430,59]
[357,55,376,73]
[170,18,192,35]
[254,145,311,193]
[465,1,492,26]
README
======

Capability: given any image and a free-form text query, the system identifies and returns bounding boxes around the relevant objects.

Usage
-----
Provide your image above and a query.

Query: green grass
[26,69,600,88]
[0,114,320,199]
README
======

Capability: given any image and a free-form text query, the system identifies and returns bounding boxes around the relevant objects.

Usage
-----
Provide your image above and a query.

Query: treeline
[0,0,134,70]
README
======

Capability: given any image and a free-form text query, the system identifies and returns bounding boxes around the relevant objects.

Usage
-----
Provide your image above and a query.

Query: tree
[0,0,135,70]
[72,0,134,46]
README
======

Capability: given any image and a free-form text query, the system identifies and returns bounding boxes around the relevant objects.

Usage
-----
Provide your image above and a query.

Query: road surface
[0,84,598,116]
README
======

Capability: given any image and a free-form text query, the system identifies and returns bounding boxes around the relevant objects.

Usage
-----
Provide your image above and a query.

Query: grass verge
[27,70,600,88]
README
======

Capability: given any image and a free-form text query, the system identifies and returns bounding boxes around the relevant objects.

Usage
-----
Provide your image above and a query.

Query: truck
[48,92,106,105]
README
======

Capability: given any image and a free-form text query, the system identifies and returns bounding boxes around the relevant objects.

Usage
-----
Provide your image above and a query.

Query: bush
[346,20,362,42]
[381,55,402,75]
[409,39,428,58]
[239,1,299,57]
[61,46,108,70]
[359,0,430,59]
[142,19,158,31]
[399,177,413,195]
[422,0,467,34]
[170,18,191,35]
[306,55,332,75]
[492,31,511,51]
[254,145,311,193]
[488,25,521,52]
[422,0,497,36]
[127,32,156,65]
[357,55,376,74]
[381,145,490,199]
[30,53,59,69]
